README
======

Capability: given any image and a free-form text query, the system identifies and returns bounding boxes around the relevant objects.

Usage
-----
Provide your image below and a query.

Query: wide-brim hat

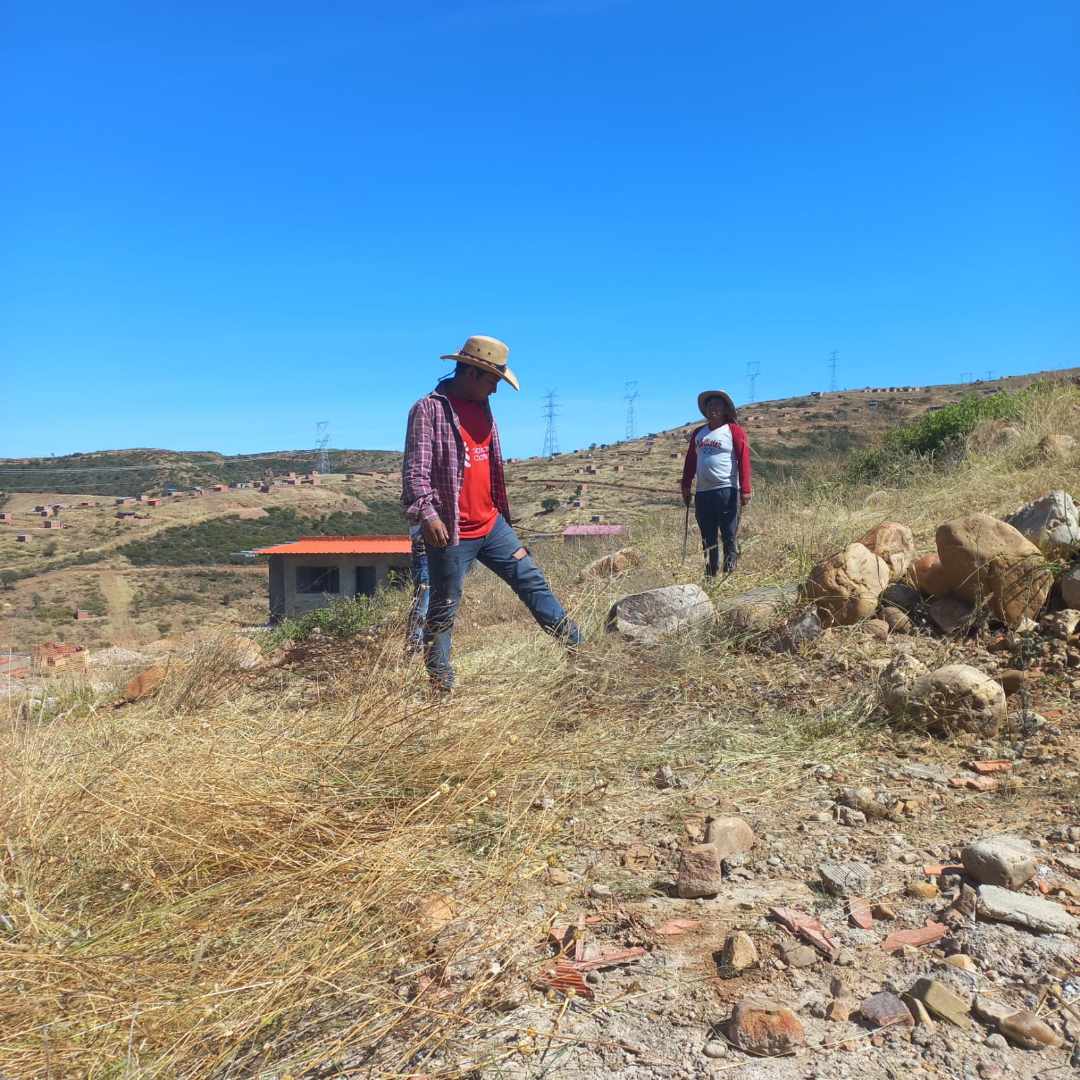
[697,389,735,417]
[441,335,519,391]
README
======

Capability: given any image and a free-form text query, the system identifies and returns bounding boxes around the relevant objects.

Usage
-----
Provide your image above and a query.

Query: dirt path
[99,571,136,643]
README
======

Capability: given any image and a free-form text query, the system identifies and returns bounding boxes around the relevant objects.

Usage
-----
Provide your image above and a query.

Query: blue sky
[3,1,1077,460]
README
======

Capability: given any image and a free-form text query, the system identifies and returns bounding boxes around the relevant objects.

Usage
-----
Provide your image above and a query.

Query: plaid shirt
[402,388,511,546]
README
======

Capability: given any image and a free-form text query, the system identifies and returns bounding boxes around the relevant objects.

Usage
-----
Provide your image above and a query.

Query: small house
[146,498,162,507]
[0,512,13,524]
[212,484,227,493]
[15,533,29,542]
[254,536,413,623]
[42,519,64,529]
[74,609,93,621]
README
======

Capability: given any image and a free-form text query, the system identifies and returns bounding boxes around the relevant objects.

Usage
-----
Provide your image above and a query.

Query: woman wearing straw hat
[402,335,583,691]
[679,390,752,577]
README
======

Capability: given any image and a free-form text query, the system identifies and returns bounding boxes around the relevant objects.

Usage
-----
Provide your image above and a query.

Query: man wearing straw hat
[402,335,583,691]
[680,389,752,577]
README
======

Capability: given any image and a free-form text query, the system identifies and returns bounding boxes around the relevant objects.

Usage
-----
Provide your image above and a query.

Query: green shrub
[847,386,1037,483]
[266,595,392,646]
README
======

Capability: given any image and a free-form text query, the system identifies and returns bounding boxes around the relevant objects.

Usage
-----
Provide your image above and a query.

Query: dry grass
[2,383,1078,1077]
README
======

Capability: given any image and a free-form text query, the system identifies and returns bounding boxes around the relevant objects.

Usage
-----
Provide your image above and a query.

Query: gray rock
[781,943,818,968]
[1042,609,1080,640]
[719,584,799,631]
[909,977,972,1029]
[972,995,1015,1026]
[961,835,1038,889]
[608,584,715,643]
[927,595,977,635]
[702,1039,728,1059]
[704,816,756,860]
[767,607,825,653]
[819,861,874,897]
[860,991,913,1029]
[1005,490,1080,558]
[904,663,1006,738]
[976,884,1079,934]
[881,581,923,613]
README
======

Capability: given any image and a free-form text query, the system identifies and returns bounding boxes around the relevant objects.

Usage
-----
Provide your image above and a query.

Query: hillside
[3,379,1080,1078]
[0,447,402,496]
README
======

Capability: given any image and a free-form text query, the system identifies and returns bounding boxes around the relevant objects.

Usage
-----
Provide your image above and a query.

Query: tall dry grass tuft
[3,381,1077,1076]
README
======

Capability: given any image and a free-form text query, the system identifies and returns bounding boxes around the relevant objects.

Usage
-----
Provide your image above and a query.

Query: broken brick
[882,921,947,952]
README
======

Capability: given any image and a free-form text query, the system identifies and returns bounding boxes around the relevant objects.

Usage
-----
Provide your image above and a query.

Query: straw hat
[441,335,519,391]
[697,389,736,417]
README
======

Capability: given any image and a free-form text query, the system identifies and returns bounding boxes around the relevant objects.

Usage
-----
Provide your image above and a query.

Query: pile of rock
[789,494,1080,644]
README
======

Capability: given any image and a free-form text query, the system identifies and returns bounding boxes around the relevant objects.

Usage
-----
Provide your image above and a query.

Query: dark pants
[694,488,740,576]
[425,514,582,688]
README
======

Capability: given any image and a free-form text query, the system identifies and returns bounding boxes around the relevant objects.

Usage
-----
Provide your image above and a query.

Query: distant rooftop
[254,535,411,556]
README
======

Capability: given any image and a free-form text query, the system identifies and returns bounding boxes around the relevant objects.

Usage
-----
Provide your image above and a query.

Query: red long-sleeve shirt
[680,422,752,496]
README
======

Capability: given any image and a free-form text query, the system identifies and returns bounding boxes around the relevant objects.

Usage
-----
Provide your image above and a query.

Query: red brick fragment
[848,897,874,930]
[968,759,1012,774]
[882,921,947,952]
[654,918,701,937]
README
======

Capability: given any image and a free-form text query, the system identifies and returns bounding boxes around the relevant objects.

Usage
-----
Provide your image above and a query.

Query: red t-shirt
[447,396,498,539]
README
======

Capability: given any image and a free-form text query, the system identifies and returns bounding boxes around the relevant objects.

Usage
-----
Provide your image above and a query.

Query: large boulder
[803,543,890,627]
[1004,491,1080,558]
[936,513,1053,627]
[908,553,951,597]
[857,522,915,582]
[903,663,1006,737]
[607,584,714,643]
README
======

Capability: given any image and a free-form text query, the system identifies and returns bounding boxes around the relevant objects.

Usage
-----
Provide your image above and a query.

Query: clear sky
[4,1,1077,460]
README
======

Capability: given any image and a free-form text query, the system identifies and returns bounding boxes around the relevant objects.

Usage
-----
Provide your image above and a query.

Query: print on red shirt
[447,396,498,539]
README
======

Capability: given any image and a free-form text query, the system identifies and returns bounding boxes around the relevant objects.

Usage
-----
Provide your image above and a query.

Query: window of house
[296,565,340,594]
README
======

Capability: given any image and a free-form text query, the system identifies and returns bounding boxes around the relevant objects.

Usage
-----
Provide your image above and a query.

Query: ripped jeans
[424,514,582,688]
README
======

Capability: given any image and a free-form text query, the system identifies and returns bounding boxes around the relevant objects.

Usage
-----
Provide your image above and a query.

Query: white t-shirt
[694,424,738,492]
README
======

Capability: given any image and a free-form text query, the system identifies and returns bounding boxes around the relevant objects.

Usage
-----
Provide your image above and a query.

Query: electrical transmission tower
[315,421,331,474]
[746,361,761,404]
[624,381,640,441]
[541,391,560,458]
[828,351,839,392]
[960,372,974,384]
[985,369,995,382]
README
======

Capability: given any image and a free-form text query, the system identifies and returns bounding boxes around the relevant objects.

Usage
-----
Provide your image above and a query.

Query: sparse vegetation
[116,502,407,566]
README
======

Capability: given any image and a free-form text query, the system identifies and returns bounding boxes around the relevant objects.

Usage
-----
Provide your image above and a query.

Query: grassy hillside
[3,382,1080,1077]
[116,501,407,566]
[0,447,402,496]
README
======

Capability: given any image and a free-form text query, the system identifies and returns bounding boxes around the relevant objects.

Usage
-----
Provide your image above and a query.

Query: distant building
[74,608,93,621]
[254,535,413,623]
[15,533,29,542]
[146,498,162,507]
[212,484,227,492]
[42,519,64,529]
[0,512,12,524]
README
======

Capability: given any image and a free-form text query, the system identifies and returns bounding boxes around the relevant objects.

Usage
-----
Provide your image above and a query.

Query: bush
[847,387,1036,483]
[266,595,390,646]
[541,498,559,513]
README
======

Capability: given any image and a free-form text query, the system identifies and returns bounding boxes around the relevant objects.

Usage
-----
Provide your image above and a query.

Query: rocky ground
[384,492,1080,1080]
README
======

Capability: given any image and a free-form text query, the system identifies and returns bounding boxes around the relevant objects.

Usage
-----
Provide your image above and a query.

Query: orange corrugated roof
[253,535,412,556]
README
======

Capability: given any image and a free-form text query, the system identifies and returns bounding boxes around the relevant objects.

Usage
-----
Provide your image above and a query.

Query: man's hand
[740,493,752,508]
[681,489,692,508]
[422,516,450,548]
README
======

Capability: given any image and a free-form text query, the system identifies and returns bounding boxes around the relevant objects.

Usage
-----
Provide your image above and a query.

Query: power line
[624,381,640,441]
[960,371,974,384]
[746,362,760,404]
[541,391,560,458]
[315,421,331,474]
[828,351,839,392]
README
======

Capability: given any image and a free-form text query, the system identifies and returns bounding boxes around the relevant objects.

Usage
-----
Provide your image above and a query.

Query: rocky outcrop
[803,543,890,627]
[577,547,641,581]
[1035,433,1076,461]
[936,513,1052,627]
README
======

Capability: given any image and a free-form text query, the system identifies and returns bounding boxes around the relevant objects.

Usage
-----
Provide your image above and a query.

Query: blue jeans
[695,487,740,576]
[424,514,582,687]
[406,545,429,651]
